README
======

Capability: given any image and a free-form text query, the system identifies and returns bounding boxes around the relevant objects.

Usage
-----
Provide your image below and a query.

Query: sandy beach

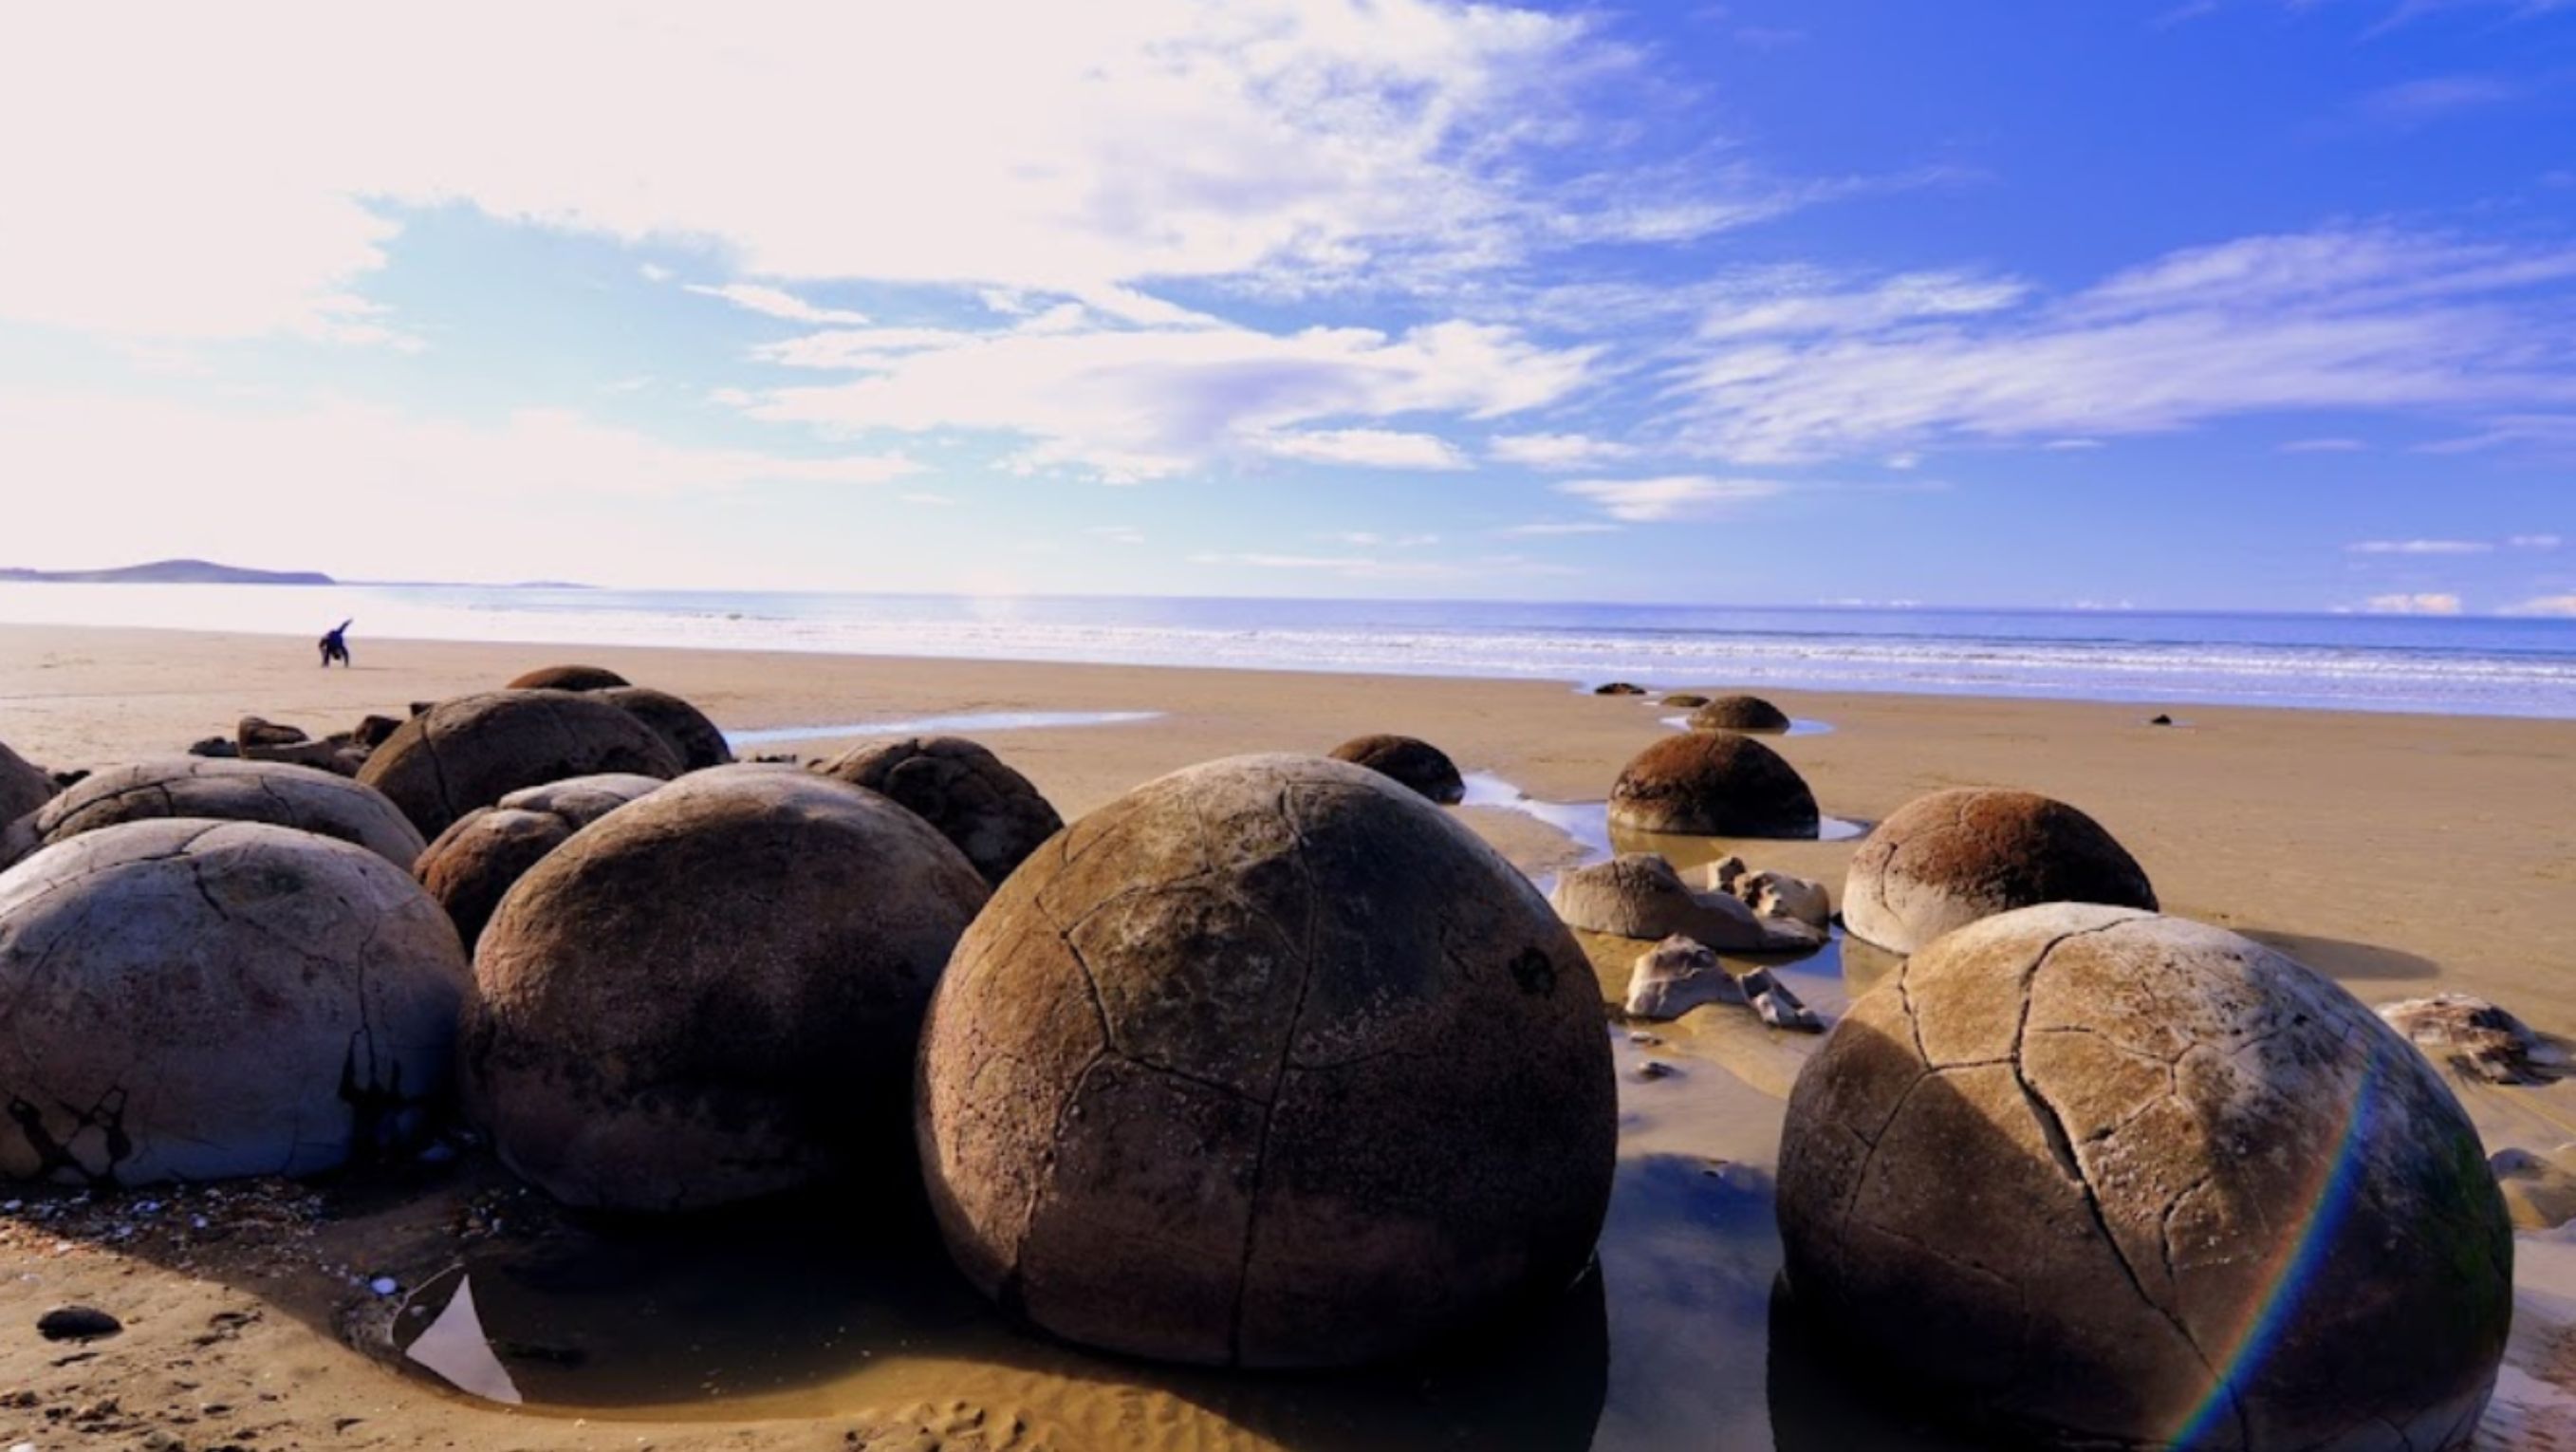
[4,621,2575,1449]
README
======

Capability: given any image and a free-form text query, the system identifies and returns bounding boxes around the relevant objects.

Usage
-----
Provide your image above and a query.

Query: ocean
[4,582,2572,718]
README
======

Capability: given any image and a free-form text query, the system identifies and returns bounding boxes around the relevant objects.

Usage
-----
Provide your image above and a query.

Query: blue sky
[1,0,2571,613]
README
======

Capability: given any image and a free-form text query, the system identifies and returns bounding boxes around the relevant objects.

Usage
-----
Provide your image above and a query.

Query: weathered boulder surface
[464,767,989,1211]
[358,690,680,839]
[818,735,1063,886]
[1607,733,1819,838]
[0,820,471,1184]
[602,686,733,772]
[1777,904,2511,1450]
[2380,993,2564,1085]
[1685,695,1790,733]
[494,773,665,828]
[0,741,54,825]
[505,664,629,692]
[1659,693,1710,708]
[1702,854,1833,929]
[1550,853,1823,951]
[0,757,425,871]
[1840,787,2155,953]
[235,716,308,750]
[1593,682,1646,696]
[415,773,668,951]
[1624,935,1741,1018]
[917,754,1616,1368]
[1325,734,1466,806]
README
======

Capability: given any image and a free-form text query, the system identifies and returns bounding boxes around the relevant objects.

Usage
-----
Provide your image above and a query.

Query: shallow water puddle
[1657,714,1835,736]
[724,710,1163,748]
[1456,771,1867,879]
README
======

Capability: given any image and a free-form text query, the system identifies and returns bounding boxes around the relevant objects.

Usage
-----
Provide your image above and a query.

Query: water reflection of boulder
[1766,1276,1987,1452]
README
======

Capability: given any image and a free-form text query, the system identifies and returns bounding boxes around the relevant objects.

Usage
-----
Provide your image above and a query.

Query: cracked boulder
[415,773,668,951]
[917,754,1616,1368]
[358,690,680,839]
[1684,695,1790,733]
[0,739,55,825]
[602,685,733,772]
[817,735,1063,887]
[504,664,629,692]
[1841,788,2156,954]
[1776,903,2510,1450]
[1325,733,1466,806]
[2378,993,2564,1086]
[1551,852,1823,951]
[464,766,988,1211]
[0,757,426,872]
[1607,732,1818,838]
[0,819,471,1185]
[1702,854,1833,930]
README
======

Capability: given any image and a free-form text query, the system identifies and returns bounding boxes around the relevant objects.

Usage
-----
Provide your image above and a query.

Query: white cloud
[2507,595,2576,616]
[2511,534,2564,549]
[741,318,1595,482]
[1084,525,1146,545]
[899,492,958,507]
[1188,550,1573,580]
[1670,228,2576,463]
[2281,437,2366,453]
[1500,520,1622,535]
[2345,539,2493,554]
[681,283,870,326]
[1556,475,1786,522]
[2360,592,2465,615]
[1325,531,1440,548]
[1698,269,2028,341]
[1256,429,1471,472]
[1488,432,1637,469]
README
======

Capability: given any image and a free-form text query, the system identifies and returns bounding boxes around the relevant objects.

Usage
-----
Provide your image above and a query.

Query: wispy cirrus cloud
[2345,538,2494,554]
[1556,475,1787,521]
[682,283,870,326]
[2358,591,2466,614]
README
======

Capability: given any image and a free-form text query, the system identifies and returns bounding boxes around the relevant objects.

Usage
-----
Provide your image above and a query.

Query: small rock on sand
[1741,967,1823,1033]
[1624,935,1744,1020]
[1700,854,1833,929]
[36,1305,122,1341]
[1593,681,1646,696]
[2492,1147,2576,1231]
[2379,993,2564,1085]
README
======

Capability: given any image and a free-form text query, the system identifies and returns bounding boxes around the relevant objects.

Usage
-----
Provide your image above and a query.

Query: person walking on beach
[319,619,353,668]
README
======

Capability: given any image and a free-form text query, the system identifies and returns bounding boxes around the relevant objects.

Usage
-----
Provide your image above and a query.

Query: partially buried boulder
[1325,733,1465,806]
[1607,732,1819,838]
[1776,904,2509,1450]
[2379,993,2563,1085]
[505,664,629,692]
[817,735,1062,886]
[0,819,471,1184]
[0,740,53,825]
[235,716,308,750]
[0,757,425,871]
[1659,693,1710,709]
[602,686,733,772]
[1840,787,2155,954]
[1702,854,1833,930]
[1549,852,1822,951]
[917,754,1616,1368]
[1685,695,1790,733]
[495,773,665,828]
[464,767,989,1211]
[1593,681,1646,696]
[414,773,667,951]
[358,690,681,839]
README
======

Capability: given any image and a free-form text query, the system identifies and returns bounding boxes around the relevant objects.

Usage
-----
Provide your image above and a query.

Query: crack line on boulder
[1226,781,1328,1368]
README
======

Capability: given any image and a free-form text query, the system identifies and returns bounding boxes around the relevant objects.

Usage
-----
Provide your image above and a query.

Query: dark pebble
[36,1305,121,1341]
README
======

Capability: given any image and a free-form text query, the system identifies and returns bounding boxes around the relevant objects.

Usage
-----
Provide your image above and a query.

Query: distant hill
[0,559,336,586]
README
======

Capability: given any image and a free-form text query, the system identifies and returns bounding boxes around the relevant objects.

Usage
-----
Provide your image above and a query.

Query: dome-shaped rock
[917,754,1616,1368]
[416,774,667,951]
[1776,904,2509,1450]
[494,773,666,828]
[505,664,629,692]
[0,740,55,826]
[1685,695,1790,733]
[1841,787,2154,953]
[1607,733,1818,838]
[602,686,733,772]
[817,735,1062,886]
[1659,693,1710,709]
[0,820,471,1184]
[464,767,989,1211]
[1549,852,1822,952]
[1325,734,1465,806]
[358,690,680,839]
[0,757,425,872]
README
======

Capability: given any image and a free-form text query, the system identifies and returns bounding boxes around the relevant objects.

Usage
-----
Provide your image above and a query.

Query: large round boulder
[495,773,667,828]
[1325,734,1465,806]
[464,767,990,1211]
[415,773,668,951]
[0,740,55,825]
[1841,787,2155,953]
[1685,694,1790,733]
[817,736,1063,886]
[1776,904,2509,1449]
[917,754,1616,1368]
[358,690,681,839]
[602,686,733,772]
[1607,732,1818,838]
[0,757,426,872]
[0,820,471,1184]
[505,664,629,692]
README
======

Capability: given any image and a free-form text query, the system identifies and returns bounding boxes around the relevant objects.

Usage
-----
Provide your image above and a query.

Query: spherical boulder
[505,664,629,692]
[0,757,426,872]
[0,820,472,1184]
[357,690,681,839]
[1685,694,1790,733]
[1607,732,1818,838]
[817,735,1063,886]
[917,754,1616,1368]
[602,686,733,772]
[1326,734,1465,806]
[415,773,668,951]
[464,767,990,1211]
[1841,788,2155,953]
[0,740,55,826]
[494,773,666,828]
[1776,904,2509,1450]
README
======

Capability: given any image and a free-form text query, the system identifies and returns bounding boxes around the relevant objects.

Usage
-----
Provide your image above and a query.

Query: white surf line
[725,710,1163,748]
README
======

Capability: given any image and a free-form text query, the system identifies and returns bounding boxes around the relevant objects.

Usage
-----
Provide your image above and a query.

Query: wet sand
[2,621,2574,1448]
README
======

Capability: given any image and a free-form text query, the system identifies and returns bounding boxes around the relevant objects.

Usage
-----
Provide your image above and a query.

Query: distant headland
[0,559,336,586]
